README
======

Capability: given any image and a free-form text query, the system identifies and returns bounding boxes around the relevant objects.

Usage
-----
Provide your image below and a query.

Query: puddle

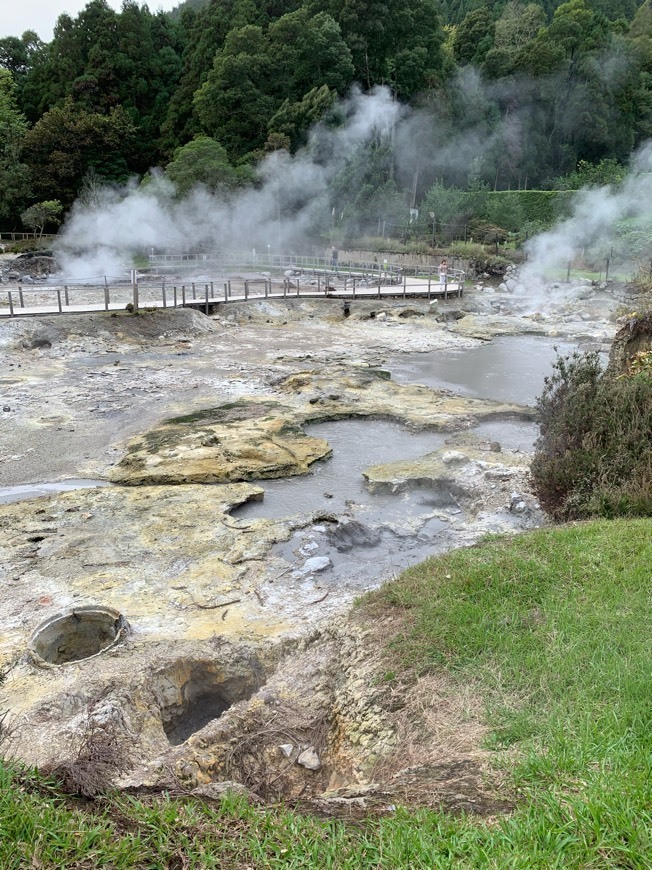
[0,479,110,504]
[234,419,447,520]
[471,419,540,452]
[386,335,577,405]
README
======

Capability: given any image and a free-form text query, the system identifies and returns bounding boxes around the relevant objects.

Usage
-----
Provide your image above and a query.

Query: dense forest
[1,0,651,244]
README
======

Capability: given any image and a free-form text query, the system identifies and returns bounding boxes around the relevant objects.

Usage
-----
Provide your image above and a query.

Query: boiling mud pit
[0,290,619,811]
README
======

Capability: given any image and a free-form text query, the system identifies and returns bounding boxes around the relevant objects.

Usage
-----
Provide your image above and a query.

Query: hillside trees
[21,100,137,208]
[194,10,354,158]
[309,0,446,96]
[18,0,184,169]
[0,70,31,223]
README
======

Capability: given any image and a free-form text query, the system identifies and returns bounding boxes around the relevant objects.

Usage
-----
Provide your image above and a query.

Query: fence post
[566,261,571,283]
[57,288,62,313]
[132,282,139,312]
[204,284,209,315]
[162,285,167,308]
[104,285,109,311]
[428,275,431,301]
[605,258,610,281]
[444,274,448,301]
[65,286,69,306]
[182,285,186,306]
[244,280,249,300]
[223,282,228,302]
[18,288,24,308]
[192,282,196,300]
[173,286,177,307]
[8,291,14,317]
[403,274,406,299]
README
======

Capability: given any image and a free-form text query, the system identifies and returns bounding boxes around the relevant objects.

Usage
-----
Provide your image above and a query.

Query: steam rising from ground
[55,87,404,280]
[55,74,652,288]
[522,142,652,292]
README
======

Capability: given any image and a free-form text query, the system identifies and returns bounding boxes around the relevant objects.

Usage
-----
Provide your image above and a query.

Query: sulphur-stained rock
[363,441,530,511]
[110,400,331,486]
[108,368,533,487]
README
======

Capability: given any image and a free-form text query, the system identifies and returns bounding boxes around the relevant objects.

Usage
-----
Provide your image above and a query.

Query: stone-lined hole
[30,606,127,666]
[155,660,261,746]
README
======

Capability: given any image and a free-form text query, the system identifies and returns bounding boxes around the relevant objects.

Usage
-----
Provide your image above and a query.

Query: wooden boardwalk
[0,273,464,319]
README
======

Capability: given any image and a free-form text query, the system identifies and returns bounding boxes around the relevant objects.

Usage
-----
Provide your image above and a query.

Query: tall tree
[21,99,137,207]
[308,0,446,97]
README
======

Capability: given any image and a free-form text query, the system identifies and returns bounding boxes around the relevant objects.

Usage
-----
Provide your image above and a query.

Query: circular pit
[29,606,128,666]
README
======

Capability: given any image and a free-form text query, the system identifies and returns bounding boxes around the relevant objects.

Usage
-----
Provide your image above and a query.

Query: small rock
[2,406,10,412]
[489,441,501,452]
[279,743,294,758]
[376,311,387,321]
[302,556,331,573]
[297,747,321,771]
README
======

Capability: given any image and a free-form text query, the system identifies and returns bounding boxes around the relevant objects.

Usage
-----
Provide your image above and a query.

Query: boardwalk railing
[0,259,464,319]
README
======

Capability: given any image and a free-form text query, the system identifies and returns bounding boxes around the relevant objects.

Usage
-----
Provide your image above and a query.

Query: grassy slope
[2,519,651,868]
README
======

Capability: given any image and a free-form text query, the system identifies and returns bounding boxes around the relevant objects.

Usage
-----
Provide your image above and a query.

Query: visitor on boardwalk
[439,259,448,283]
[331,246,339,269]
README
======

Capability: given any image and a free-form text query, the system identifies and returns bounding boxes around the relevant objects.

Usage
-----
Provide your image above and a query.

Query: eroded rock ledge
[110,366,534,485]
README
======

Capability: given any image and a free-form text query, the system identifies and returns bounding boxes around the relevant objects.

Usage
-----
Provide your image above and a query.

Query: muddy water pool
[386,335,577,405]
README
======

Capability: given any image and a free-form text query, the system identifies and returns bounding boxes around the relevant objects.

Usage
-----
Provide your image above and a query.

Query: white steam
[55,87,404,280]
[522,141,652,287]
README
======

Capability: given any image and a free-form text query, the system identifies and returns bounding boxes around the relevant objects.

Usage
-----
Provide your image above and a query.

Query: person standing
[331,245,339,269]
[439,258,448,283]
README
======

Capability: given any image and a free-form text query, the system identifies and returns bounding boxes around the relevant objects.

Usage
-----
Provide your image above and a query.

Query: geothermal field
[0,261,622,808]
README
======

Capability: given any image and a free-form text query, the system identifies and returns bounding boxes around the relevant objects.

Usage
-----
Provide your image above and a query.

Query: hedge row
[472,189,577,231]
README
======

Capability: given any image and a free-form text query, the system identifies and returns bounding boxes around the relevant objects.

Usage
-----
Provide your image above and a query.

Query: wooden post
[283,279,287,298]
[264,279,268,298]
[444,274,448,301]
[104,285,109,311]
[57,288,62,313]
[182,285,186,306]
[8,291,14,317]
[227,280,231,298]
[403,275,406,299]
[377,277,381,298]
[132,282,139,312]
[427,275,431,300]
[244,280,249,300]
[18,288,24,308]
[605,258,610,281]
[173,286,177,307]
[192,282,196,300]
[162,285,167,308]
[210,281,214,299]
[204,284,209,315]
[566,261,571,283]
[223,282,228,302]
[64,286,69,306]
[317,275,321,294]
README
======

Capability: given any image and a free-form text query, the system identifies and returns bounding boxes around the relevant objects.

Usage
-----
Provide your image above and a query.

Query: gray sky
[2,1,182,42]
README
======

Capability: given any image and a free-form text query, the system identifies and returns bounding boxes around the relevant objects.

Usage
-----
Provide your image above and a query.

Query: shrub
[530,350,652,520]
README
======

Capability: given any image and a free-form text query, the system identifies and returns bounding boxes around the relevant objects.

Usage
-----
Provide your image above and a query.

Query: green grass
[2,519,651,867]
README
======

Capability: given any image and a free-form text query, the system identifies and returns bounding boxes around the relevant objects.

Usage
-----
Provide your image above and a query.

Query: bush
[530,350,652,520]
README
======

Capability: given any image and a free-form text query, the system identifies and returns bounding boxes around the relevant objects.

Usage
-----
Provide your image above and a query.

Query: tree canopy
[0,0,650,234]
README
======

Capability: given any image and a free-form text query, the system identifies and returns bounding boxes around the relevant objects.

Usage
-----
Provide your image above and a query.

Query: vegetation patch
[2,521,650,866]
[530,347,652,520]
[165,400,282,426]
